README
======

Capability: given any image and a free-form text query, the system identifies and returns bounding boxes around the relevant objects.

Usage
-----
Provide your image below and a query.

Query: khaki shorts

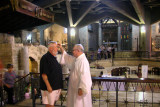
[41,89,61,105]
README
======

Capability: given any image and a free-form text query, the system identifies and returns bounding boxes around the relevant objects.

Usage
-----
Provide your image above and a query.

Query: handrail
[15,73,30,83]
[3,73,160,107]
[92,77,160,83]
[92,77,160,107]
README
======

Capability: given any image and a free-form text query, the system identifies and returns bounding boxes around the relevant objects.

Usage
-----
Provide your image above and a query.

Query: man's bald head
[74,44,84,52]
[72,44,84,58]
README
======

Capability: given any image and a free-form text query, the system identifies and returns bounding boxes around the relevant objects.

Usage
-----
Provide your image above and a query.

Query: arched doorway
[29,57,38,73]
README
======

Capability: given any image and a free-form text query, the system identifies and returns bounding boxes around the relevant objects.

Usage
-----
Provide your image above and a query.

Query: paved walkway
[4,98,64,107]
[4,99,43,107]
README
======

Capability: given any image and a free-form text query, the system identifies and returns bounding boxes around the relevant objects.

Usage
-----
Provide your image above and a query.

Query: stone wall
[151,21,160,51]
[28,44,48,72]
[21,30,38,44]
[79,26,89,51]
[44,24,67,44]
[0,33,15,44]
[0,44,13,68]
[78,23,100,51]
[132,25,139,51]
[0,34,16,70]
[0,34,48,74]
[13,44,24,72]
[151,21,160,37]
[0,24,67,74]
[90,59,160,68]
[88,23,99,51]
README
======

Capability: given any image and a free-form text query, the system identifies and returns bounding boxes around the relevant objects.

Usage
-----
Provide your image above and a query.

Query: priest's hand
[78,88,83,96]
[57,44,64,53]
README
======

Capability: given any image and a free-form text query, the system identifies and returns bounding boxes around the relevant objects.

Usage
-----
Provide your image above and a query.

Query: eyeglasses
[72,49,78,51]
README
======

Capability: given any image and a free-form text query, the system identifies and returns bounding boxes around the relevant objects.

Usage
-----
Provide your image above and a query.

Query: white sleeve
[60,51,75,70]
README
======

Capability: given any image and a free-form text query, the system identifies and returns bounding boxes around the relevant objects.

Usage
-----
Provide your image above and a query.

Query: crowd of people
[97,45,116,60]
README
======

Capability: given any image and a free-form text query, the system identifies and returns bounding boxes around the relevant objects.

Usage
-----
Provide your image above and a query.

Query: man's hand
[47,86,52,93]
[42,74,52,93]
[78,88,83,96]
[5,84,11,88]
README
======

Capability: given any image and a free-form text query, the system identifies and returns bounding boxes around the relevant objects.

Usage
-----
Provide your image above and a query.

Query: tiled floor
[4,99,65,107]
[4,96,160,107]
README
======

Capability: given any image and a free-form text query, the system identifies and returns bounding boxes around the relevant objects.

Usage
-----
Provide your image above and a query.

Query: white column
[21,46,29,75]
[118,26,121,51]
[67,27,79,52]
[98,23,102,46]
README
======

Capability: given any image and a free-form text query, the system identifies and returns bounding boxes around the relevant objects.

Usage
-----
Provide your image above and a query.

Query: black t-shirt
[40,52,63,90]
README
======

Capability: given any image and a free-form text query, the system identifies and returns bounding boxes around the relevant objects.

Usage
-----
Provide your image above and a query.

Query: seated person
[25,82,37,99]
[99,71,104,77]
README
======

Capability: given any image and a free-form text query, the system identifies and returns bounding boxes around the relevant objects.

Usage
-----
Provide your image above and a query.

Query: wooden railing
[1,73,160,107]
[92,77,160,107]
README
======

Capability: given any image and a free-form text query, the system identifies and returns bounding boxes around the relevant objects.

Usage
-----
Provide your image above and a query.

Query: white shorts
[41,89,61,105]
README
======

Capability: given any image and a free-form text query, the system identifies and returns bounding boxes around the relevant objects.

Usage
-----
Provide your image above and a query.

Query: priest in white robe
[59,44,92,107]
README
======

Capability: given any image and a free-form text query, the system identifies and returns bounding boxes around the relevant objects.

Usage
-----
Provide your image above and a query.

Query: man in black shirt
[40,41,63,107]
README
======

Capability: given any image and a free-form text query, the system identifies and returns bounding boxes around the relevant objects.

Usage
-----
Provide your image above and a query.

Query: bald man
[40,41,63,107]
[59,44,92,107]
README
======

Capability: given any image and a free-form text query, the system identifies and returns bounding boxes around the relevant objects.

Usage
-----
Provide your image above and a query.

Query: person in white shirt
[59,44,92,107]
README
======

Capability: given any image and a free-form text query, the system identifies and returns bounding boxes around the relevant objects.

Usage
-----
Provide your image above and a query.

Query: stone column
[67,28,72,52]
[21,46,29,75]
[139,7,151,57]
[36,23,53,46]
[98,23,102,47]
[79,26,89,51]
[67,27,79,52]
[139,25,145,51]
[132,25,139,51]
[145,8,151,57]
[117,26,121,51]
[7,35,15,45]
[40,30,45,45]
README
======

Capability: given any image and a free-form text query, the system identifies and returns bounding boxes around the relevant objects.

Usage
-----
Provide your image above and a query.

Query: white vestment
[61,51,92,107]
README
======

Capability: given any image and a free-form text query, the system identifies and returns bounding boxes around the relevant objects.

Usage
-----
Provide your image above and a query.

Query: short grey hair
[75,44,84,52]
[48,41,57,48]
[48,41,57,45]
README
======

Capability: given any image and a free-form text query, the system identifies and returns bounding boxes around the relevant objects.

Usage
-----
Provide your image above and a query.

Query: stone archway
[29,57,38,73]
[28,45,48,73]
